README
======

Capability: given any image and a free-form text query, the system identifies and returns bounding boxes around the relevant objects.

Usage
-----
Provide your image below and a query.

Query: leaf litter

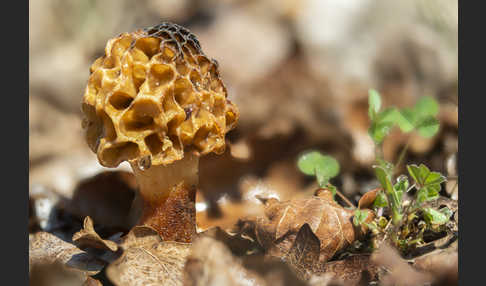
[106,226,191,286]
[31,174,459,286]
[252,189,373,263]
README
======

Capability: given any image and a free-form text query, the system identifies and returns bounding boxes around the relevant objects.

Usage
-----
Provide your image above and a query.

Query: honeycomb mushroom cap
[82,23,239,168]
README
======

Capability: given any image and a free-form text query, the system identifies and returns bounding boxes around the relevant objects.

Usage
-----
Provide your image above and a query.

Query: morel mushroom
[81,22,239,242]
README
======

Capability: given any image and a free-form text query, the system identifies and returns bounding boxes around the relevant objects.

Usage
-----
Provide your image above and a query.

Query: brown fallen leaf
[73,216,118,252]
[316,255,379,286]
[29,232,105,276]
[284,223,320,280]
[198,226,260,256]
[371,243,433,286]
[106,226,191,286]
[83,276,103,286]
[283,223,378,284]
[413,243,458,286]
[241,255,308,286]
[29,261,88,286]
[184,237,267,286]
[254,189,370,262]
[357,188,381,209]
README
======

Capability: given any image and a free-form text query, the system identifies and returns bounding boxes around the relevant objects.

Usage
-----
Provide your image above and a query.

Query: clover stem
[374,143,384,162]
[394,139,411,175]
[129,152,199,242]
[391,210,403,226]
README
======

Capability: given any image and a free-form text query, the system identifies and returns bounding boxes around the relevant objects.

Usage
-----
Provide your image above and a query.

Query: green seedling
[296,151,357,208]
[297,151,340,191]
[368,89,440,146]
[407,164,446,206]
[364,89,452,251]
[353,209,369,227]
[296,89,453,254]
[423,207,453,227]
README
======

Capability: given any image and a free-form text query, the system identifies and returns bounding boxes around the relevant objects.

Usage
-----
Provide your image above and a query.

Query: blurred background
[29,0,457,234]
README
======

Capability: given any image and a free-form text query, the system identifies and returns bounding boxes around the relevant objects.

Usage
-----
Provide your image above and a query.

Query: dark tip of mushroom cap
[143,22,202,55]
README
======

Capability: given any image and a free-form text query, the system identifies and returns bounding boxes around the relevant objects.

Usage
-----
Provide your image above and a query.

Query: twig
[394,139,411,175]
[406,184,416,193]
[335,189,356,209]
[381,219,393,244]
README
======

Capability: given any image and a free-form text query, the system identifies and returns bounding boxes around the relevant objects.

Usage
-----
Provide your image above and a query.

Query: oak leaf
[413,245,458,285]
[184,237,266,286]
[371,243,433,286]
[29,261,90,286]
[106,226,191,286]
[198,226,260,256]
[29,232,105,276]
[72,216,118,252]
[83,277,103,286]
[284,223,320,279]
[316,254,379,285]
[241,255,308,286]
[254,189,370,262]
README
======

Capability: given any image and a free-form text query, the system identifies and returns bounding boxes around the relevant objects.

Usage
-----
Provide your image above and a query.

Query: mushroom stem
[129,152,199,242]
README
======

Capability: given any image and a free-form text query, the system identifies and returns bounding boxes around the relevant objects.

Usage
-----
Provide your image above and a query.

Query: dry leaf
[241,255,308,286]
[106,226,191,286]
[413,244,458,286]
[184,237,267,286]
[254,189,366,262]
[284,223,320,279]
[357,188,381,209]
[29,261,89,286]
[198,227,260,256]
[83,276,103,286]
[284,223,378,284]
[73,216,118,252]
[29,232,105,276]
[371,243,433,286]
[317,255,379,286]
